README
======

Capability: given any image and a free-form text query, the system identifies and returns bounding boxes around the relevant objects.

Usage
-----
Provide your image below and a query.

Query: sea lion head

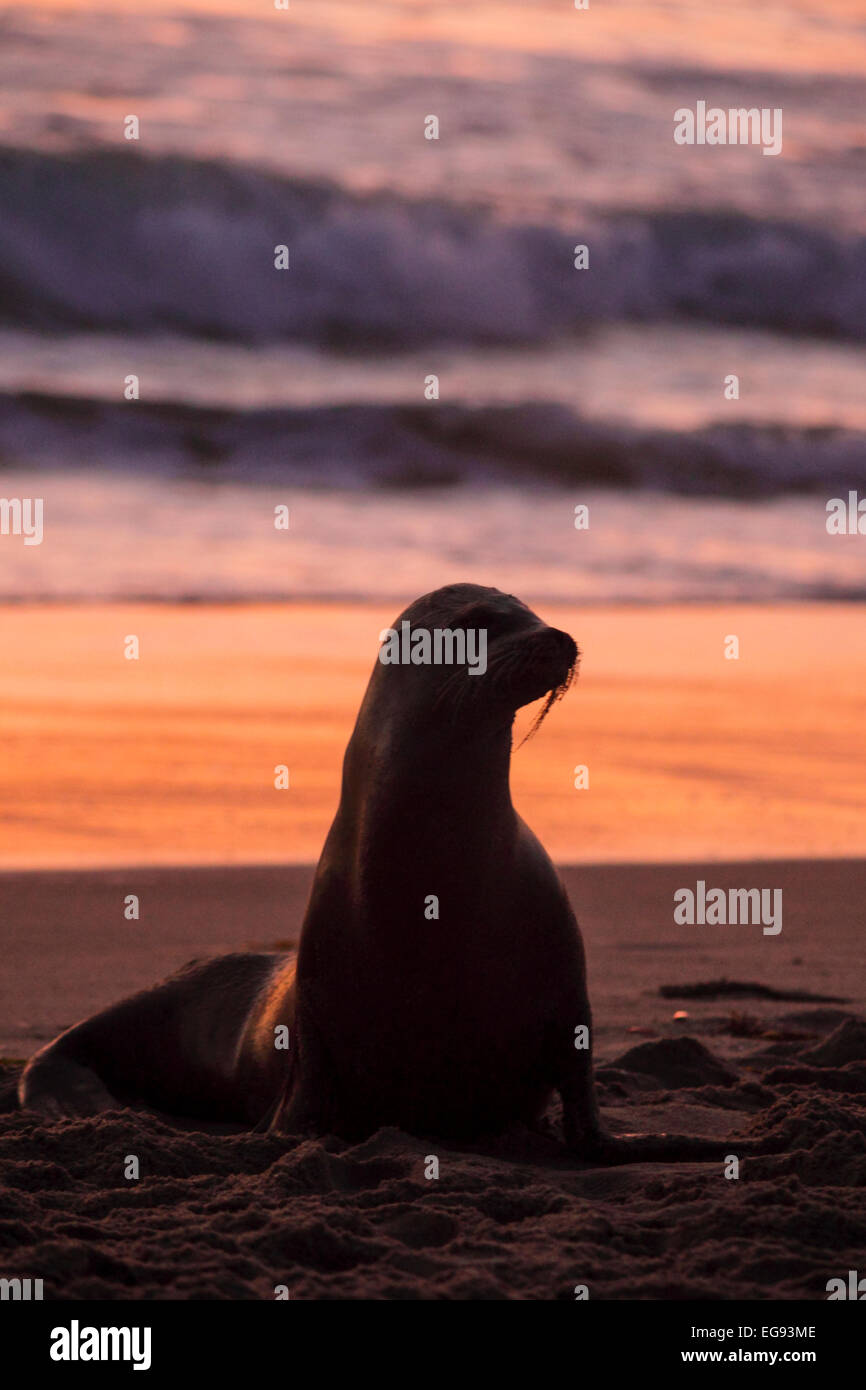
[373,583,578,738]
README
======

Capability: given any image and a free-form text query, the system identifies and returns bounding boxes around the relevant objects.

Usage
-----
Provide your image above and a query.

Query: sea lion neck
[328,676,519,884]
[341,703,516,820]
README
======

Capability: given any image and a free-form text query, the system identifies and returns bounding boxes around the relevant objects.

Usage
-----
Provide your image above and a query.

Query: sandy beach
[2,858,864,1299]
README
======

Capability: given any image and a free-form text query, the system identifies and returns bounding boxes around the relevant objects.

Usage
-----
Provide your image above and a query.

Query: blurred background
[0,0,864,870]
[0,0,864,603]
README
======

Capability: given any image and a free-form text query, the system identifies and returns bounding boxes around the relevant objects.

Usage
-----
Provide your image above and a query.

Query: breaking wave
[2,148,865,345]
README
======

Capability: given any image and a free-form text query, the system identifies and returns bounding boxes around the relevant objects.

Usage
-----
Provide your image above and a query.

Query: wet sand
[1,601,864,868]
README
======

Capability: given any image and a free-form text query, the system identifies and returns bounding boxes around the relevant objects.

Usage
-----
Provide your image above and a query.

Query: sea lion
[20,583,753,1163]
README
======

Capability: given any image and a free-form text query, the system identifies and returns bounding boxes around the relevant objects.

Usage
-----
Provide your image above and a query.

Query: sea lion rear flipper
[19,1051,118,1118]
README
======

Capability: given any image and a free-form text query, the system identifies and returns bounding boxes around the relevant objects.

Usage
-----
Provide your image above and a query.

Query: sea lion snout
[501,623,578,710]
[539,625,578,676]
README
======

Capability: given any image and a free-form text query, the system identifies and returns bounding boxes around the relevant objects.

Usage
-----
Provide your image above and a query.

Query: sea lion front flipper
[252,1093,284,1133]
[558,1050,604,1156]
[562,1106,765,1165]
[267,1004,337,1135]
[587,1131,763,1164]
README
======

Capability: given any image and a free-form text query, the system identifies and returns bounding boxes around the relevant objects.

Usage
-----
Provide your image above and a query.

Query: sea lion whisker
[516,655,578,747]
[433,663,468,719]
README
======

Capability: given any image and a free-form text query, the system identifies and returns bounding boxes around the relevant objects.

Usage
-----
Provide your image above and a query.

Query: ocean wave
[1,390,864,497]
[1,148,864,345]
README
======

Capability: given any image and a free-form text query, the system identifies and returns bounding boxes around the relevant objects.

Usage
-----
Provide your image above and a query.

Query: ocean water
[0,0,864,601]
[3,471,865,603]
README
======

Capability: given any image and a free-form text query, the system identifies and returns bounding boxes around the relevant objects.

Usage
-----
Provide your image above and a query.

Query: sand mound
[607,1037,738,1089]
[798,1019,866,1067]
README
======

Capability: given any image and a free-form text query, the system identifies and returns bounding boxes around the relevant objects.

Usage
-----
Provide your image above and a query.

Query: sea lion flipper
[574,1130,762,1165]
[252,1094,284,1133]
[19,1051,119,1118]
[20,953,290,1124]
[558,1058,603,1154]
[266,1006,337,1135]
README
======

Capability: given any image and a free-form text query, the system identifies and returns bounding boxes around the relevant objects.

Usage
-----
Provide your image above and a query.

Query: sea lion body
[20,584,749,1163]
[280,806,595,1142]
[272,586,596,1141]
[20,952,295,1124]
